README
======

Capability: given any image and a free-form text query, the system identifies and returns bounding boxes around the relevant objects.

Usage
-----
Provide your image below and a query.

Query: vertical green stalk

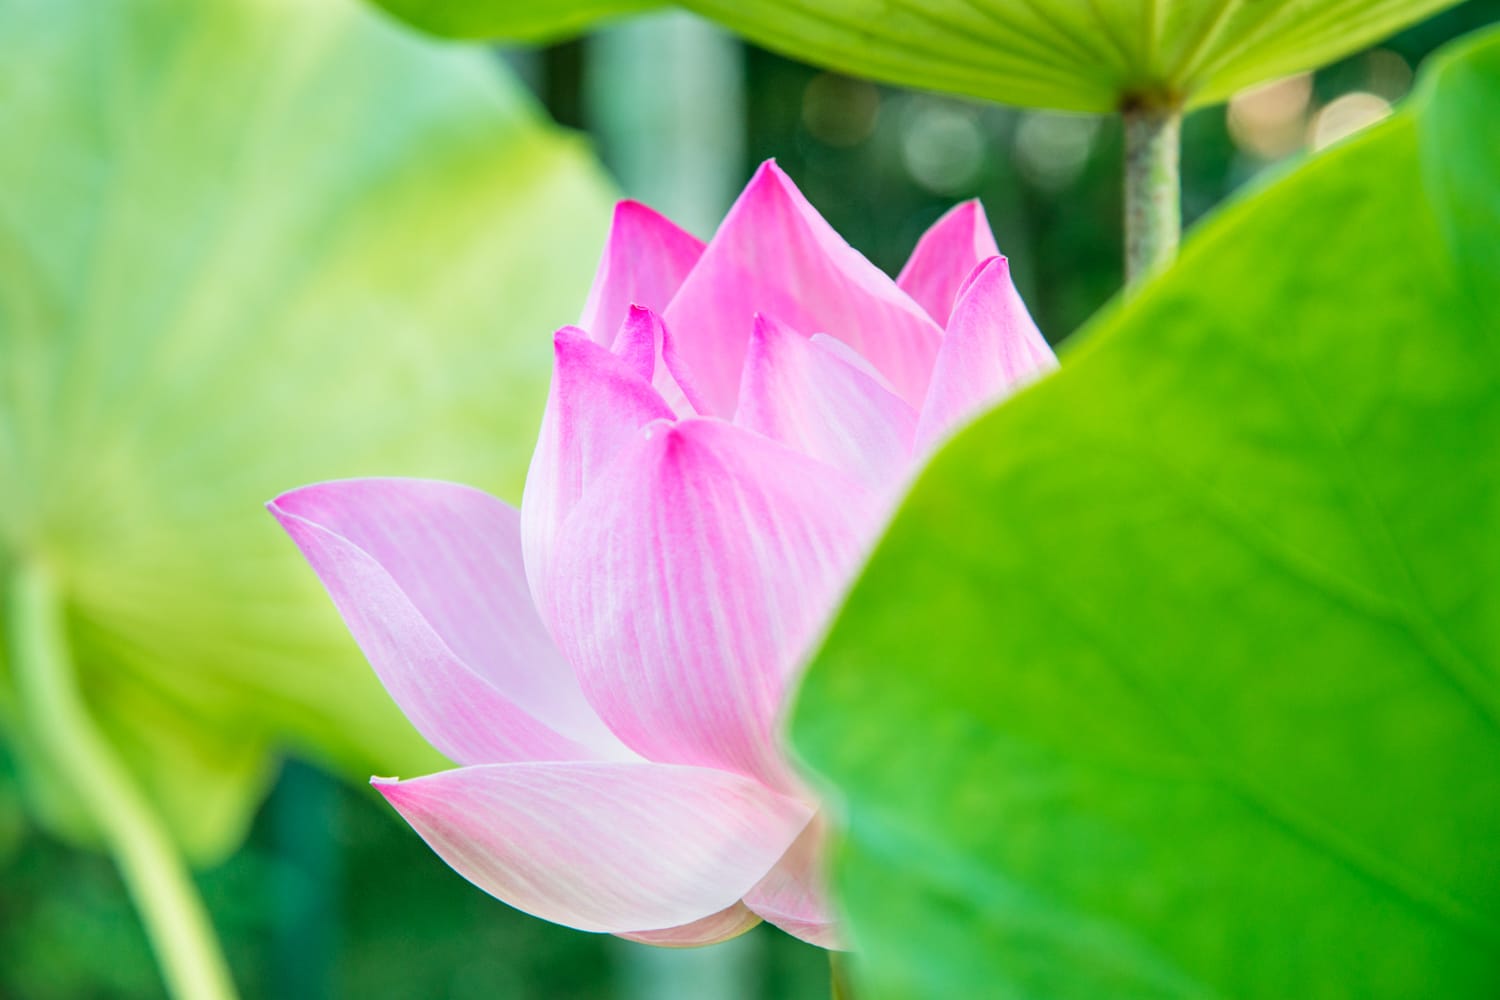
[8,561,238,1000]
[1122,100,1183,287]
[830,950,856,1000]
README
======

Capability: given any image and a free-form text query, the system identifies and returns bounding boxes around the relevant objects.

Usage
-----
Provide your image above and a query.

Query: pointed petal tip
[582,201,705,341]
[264,487,319,536]
[371,776,405,803]
[606,200,703,249]
[749,311,790,340]
[745,311,801,356]
[554,325,642,375]
[745,157,796,197]
[266,477,502,531]
[609,305,660,382]
[264,481,326,519]
[741,313,806,381]
[914,247,1052,452]
[944,196,992,227]
[898,203,1005,325]
[265,478,364,522]
[611,198,665,228]
[265,499,308,548]
[939,198,983,224]
[553,324,590,348]
[951,254,1009,304]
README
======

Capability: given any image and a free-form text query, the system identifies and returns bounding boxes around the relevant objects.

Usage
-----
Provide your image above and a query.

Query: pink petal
[619,903,762,947]
[913,256,1057,454]
[521,328,675,604]
[735,314,917,491]
[608,305,705,418]
[374,762,814,934]
[269,480,628,764]
[662,161,942,414]
[609,304,658,382]
[808,332,901,395]
[659,309,714,416]
[896,200,1002,325]
[745,817,842,949]
[543,418,878,790]
[580,200,705,344]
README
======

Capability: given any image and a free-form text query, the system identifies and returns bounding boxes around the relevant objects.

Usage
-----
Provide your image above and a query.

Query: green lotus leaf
[368,0,1462,111]
[0,0,615,862]
[791,25,1500,1000]
[377,0,660,41]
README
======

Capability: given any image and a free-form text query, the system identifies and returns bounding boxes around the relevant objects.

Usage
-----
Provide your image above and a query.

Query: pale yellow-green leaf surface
[0,0,616,861]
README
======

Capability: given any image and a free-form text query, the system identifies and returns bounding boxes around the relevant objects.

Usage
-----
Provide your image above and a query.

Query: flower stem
[1122,100,1183,287]
[7,560,239,1000]
[830,950,856,1000]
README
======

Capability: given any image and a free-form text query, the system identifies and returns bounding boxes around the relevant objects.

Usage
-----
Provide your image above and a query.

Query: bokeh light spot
[1309,92,1393,151]
[1227,73,1313,160]
[1013,111,1100,192]
[899,99,986,194]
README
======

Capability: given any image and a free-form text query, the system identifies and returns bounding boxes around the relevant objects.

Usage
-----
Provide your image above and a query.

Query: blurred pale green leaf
[369,0,1461,111]
[792,26,1500,1000]
[0,0,615,861]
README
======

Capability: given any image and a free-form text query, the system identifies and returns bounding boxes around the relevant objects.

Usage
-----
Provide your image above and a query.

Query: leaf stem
[830,950,856,1000]
[7,560,239,1000]
[1122,100,1182,287]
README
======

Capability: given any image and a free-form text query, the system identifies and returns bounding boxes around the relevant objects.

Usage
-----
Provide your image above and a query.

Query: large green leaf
[791,26,1500,1000]
[377,0,658,41]
[0,0,615,861]
[369,0,1462,112]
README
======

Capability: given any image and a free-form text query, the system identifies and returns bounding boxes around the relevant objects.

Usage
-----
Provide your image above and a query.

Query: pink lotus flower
[269,162,1053,948]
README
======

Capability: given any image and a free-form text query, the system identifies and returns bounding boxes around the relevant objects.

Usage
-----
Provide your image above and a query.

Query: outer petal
[735,314,917,492]
[269,479,628,763]
[580,200,705,344]
[374,762,814,934]
[896,200,1002,325]
[544,418,878,789]
[521,328,675,604]
[619,903,762,947]
[744,817,842,949]
[663,161,942,414]
[913,256,1057,454]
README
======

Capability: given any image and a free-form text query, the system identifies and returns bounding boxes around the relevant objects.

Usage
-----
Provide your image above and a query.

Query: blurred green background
[1,1,1495,996]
